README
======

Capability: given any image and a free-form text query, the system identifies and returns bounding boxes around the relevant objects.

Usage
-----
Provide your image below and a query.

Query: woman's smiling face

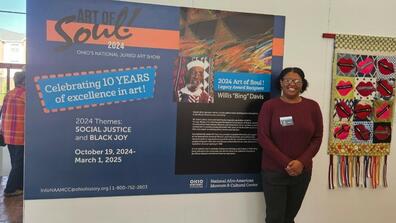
[280,71,303,99]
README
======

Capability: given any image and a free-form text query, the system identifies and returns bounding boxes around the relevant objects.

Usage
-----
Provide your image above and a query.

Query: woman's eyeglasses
[282,79,303,85]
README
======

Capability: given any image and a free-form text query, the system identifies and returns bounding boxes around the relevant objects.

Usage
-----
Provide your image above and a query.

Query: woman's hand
[285,160,304,176]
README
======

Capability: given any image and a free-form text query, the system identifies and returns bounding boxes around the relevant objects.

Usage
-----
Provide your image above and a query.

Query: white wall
[24,0,396,222]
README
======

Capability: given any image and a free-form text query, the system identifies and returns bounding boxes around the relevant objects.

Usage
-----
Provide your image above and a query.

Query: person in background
[1,71,25,197]
[178,60,212,103]
[257,67,323,223]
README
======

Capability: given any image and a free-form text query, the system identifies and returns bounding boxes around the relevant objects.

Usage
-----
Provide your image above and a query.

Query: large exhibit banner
[26,0,285,199]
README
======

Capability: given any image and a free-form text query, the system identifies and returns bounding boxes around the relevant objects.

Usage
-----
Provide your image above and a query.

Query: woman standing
[257,67,323,223]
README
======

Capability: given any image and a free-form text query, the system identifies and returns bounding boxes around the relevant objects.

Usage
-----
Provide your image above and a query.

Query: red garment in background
[1,86,26,145]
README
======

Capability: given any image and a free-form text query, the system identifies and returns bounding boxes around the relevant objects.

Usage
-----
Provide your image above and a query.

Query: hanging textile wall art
[328,34,396,189]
